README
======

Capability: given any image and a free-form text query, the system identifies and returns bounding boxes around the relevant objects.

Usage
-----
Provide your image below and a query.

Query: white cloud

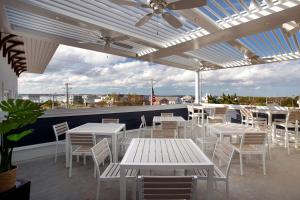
[18,45,300,96]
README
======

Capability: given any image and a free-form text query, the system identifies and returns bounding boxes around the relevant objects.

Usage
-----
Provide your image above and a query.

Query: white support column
[195,70,200,104]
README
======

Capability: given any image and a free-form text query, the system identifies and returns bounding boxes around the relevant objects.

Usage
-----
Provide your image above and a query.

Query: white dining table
[152,116,187,138]
[66,123,126,167]
[120,138,214,200]
[207,123,261,141]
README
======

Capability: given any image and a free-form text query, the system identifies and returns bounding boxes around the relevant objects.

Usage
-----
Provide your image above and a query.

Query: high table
[152,116,187,138]
[120,138,214,200]
[207,123,261,141]
[66,123,126,166]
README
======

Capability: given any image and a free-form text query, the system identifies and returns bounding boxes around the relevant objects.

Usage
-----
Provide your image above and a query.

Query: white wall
[0,49,18,122]
[0,49,18,101]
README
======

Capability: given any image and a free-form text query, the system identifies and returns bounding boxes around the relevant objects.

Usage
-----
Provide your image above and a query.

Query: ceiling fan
[111,0,207,29]
[79,30,133,50]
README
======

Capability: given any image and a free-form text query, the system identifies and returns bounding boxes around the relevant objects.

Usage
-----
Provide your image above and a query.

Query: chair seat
[196,136,218,143]
[191,166,226,181]
[276,122,297,128]
[119,137,132,146]
[73,145,93,154]
[232,144,264,153]
[100,163,138,180]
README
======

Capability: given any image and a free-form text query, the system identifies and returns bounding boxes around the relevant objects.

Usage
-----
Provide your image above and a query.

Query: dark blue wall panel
[15,108,188,147]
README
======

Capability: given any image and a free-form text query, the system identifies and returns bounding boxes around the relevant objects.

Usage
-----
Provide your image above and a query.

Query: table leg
[112,135,117,162]
[66,134,70,168]
[184,121,187,138]
[201,108,204,125]
[120,165,126,200]
[207,166,214,200]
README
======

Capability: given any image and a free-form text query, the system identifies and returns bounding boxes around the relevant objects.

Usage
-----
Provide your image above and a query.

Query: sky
[18,45,300,97]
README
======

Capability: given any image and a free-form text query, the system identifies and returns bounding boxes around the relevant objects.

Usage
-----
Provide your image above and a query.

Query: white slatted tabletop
[207,123,261,140]
[119,138,214,200]
[66,123,126,166]
[153,116,187,138]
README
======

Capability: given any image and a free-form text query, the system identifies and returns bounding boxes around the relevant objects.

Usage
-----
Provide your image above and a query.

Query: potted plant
[0,99,44,192]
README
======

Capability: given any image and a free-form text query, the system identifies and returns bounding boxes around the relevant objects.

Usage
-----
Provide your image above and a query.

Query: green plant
[0,99,44,173]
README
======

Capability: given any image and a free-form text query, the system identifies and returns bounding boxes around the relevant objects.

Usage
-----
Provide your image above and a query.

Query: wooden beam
[0,33,16,50]
[3,40,24,57]
[142,5,300,60]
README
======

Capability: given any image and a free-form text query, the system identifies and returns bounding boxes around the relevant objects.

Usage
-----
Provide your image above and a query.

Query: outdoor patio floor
[16,146,300,200]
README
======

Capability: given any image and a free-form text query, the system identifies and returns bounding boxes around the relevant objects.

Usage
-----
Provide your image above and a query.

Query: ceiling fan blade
[111,0,148,8]
[166,0,207,10]
[113,42,133,49]
[135,13,154,27]
[162,13,182,29]
[111,35,130,42]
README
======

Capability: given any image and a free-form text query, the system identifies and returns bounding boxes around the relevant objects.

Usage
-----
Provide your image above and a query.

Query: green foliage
[0,99,44,172]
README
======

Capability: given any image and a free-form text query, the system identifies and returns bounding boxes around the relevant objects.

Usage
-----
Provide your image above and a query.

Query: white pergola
[1,0,300,101]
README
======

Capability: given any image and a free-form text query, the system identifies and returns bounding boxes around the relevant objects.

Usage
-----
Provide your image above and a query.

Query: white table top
[121,138,212,168]
[153,116,185,122]
[67,123,125,135]
[207,123,260,134]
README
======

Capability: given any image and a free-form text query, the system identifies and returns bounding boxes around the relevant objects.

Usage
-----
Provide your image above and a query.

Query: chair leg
[54,142,58,163]
[83,154,86,165]
[132,180,137,200]
[268,136,272,160]
[239,153,243,176]
[226,180,229,199]
[262,153,266,175]
[69,155,72,178]
[76,155,80,163]
[287,135,290,155]
[94,163,97,178]
[96,180,101,200]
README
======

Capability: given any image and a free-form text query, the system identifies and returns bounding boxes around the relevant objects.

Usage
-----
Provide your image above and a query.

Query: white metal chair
[187,104,201,125]
[274,109,300,154]
[207,106,228,124]
[161,112,174,117]
[102,118,119,124]
[68,132,96,178]
[52,122,69,163]
[193,123,218,153]
[233,132,267,176]
[91,138,138,200]
[190,140,235,197]
[139,115,152,138]
[151,121,178,138]
[137,176,198,200]
[240,107,267,127]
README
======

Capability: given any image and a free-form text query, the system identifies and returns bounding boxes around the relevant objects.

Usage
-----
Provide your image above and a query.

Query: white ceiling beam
[178,9,264,63]
[141,5,300,60]
[11,24,195,71]
[3,0,161,50]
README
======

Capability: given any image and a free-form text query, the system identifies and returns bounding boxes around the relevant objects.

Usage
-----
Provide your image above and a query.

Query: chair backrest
[69,133,96,147]
[187,105,194,114]
[91,138,112,177]
[286,109,300,123]
[240,132,267,150]
[138,176,197,200]
[140,115,147,128]
[161,112,174,117]
[214,106,228,116]
[53,122,69,141]
[162,121,178,130]
[240,108,252,119]
[212,141,235,177]
[152,129,176,138]
[102,118,119,124]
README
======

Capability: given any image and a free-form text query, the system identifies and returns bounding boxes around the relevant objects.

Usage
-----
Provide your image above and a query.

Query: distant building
[181,95,193,104]
[157,96,182,105]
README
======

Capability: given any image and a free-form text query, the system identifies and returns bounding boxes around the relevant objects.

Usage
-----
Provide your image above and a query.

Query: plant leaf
[6,130,32,142]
